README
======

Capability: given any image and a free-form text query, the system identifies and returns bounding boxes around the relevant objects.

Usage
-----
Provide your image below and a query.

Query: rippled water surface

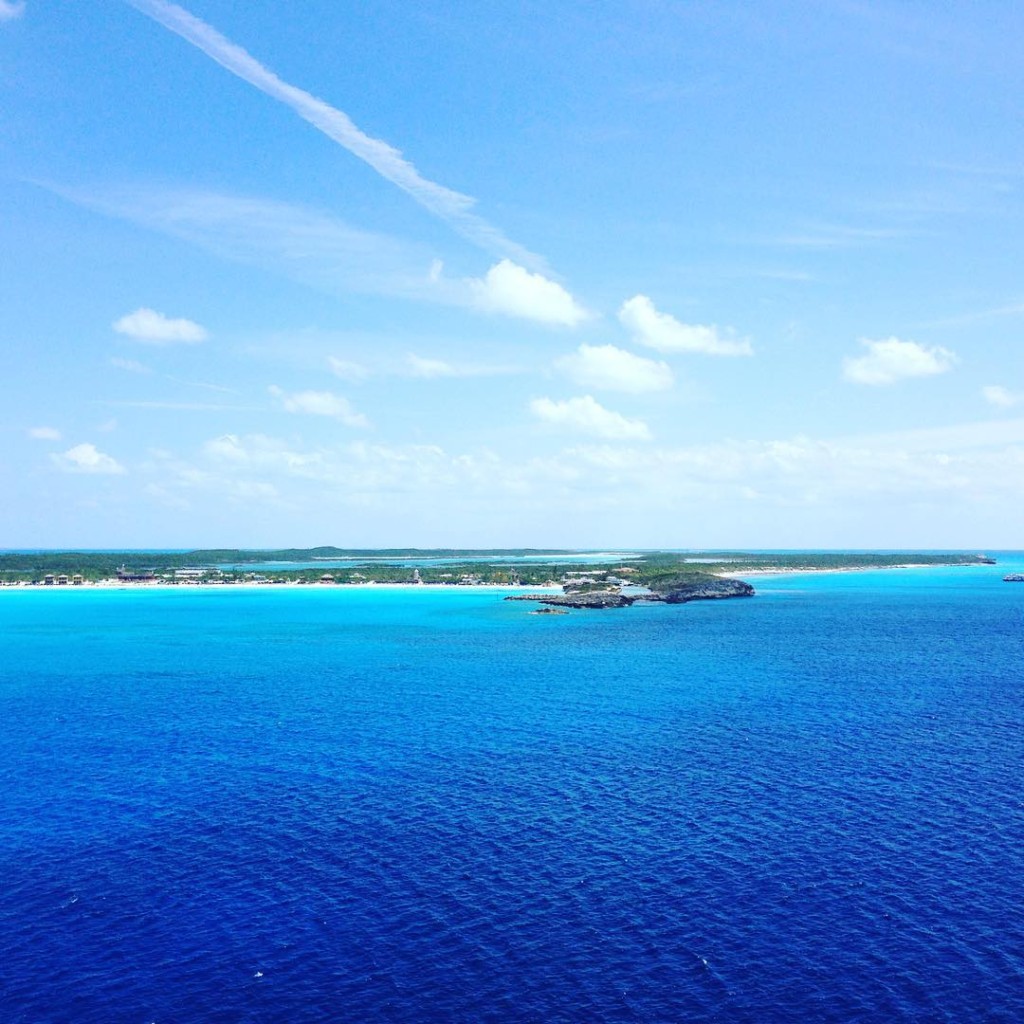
[2,563,1023,1022]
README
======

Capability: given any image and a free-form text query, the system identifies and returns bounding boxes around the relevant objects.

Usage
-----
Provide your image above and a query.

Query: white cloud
[404,353,515,379]
[113,307,208,344]
[268,385,369,428]
[982,385,1022,408]
[128,0,540,267]
[63,187,578,320]
[406,355,466,379]
[530,395,651,441]
[842,337,957,385]
[28,426,61,441]
[51,443,126,475]
[556,343,673,394]
[0,2,25,22]
[183,433,465,495]
[136,415,1024,545]
[110,356,153,374]
[772,223,904,249]
[327,352,515,381]
[468,260,587,326]
[328,356,371,382]
[165,375,236,394]
[202,433,325,475]
[619,295,752,356]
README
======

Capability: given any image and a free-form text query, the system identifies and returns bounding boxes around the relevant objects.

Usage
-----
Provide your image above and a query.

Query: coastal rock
[639,576,755,603]
[538,590,634,609]
[505,575,754,610]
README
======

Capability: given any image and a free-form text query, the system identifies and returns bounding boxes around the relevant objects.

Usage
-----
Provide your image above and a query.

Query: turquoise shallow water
[1,562,1023,1022]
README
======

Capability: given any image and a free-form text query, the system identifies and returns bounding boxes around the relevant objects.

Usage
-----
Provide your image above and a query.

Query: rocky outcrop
[537,590,635,609]
[506,574,755,610]
[639,576,755,604]
[506,590,633,608]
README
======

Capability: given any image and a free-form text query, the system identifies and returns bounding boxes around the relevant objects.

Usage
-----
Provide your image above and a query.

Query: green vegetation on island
[0,547,996,587]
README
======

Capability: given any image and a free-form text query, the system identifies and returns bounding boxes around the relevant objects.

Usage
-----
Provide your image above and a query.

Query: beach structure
[116,565,157,582]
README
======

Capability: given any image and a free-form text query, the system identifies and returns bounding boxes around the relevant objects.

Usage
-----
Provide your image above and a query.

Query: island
[0,547,996,600]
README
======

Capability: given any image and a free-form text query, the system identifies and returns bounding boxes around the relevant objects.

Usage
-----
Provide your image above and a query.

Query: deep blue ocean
[2,561,1023,1023]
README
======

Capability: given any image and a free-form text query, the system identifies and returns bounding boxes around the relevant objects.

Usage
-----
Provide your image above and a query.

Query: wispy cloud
[982,385,1023,409]
[60,183,457,305]
[0,2,25,23]
[834,415,1024,453]
[556,344,673,394]
[114,307,208,344]
[748,268,816,282]
[619,295,752,356]
[328,356,372,383]
[110,356,153,374]
[126,0,541,267]
[58,183,584,325]
[770,222,906,249]
[918,300,1024,329]
[202,433,325,474]
[326,353,517,381]
[165,376,238,394]
[28,426,61,441]
[530,395,651,441]
[107,357,239,394]
[51,443,126,475]
[140,417,1024,543]
[404,354,516,379]
[842,337,957,385]
[268,385,370,428]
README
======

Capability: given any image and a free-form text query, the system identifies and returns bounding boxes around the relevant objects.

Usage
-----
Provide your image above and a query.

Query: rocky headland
[641,575,755,604]
[507,590,634,609]
[506,573,755,610]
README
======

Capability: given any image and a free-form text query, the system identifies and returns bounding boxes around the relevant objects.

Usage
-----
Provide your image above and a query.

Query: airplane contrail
[126,0,543,268]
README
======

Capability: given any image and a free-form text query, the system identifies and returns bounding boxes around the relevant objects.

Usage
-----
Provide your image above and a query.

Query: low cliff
[640,574,755,604]
[534,590,635,609]
[506,572,754,610]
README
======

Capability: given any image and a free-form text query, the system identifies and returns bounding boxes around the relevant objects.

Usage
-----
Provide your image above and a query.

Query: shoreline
[719,561,987,579]
[0,580,565,593]
[2,560,1002,592]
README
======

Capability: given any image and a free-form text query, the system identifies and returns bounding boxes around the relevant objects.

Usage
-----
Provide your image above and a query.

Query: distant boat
[1003,574,1024,582]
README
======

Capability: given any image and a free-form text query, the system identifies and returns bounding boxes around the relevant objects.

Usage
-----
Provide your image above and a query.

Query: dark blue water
[2,563,1023,1022]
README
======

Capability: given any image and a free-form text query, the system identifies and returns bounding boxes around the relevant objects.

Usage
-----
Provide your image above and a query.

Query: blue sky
[3,0,1023,548]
